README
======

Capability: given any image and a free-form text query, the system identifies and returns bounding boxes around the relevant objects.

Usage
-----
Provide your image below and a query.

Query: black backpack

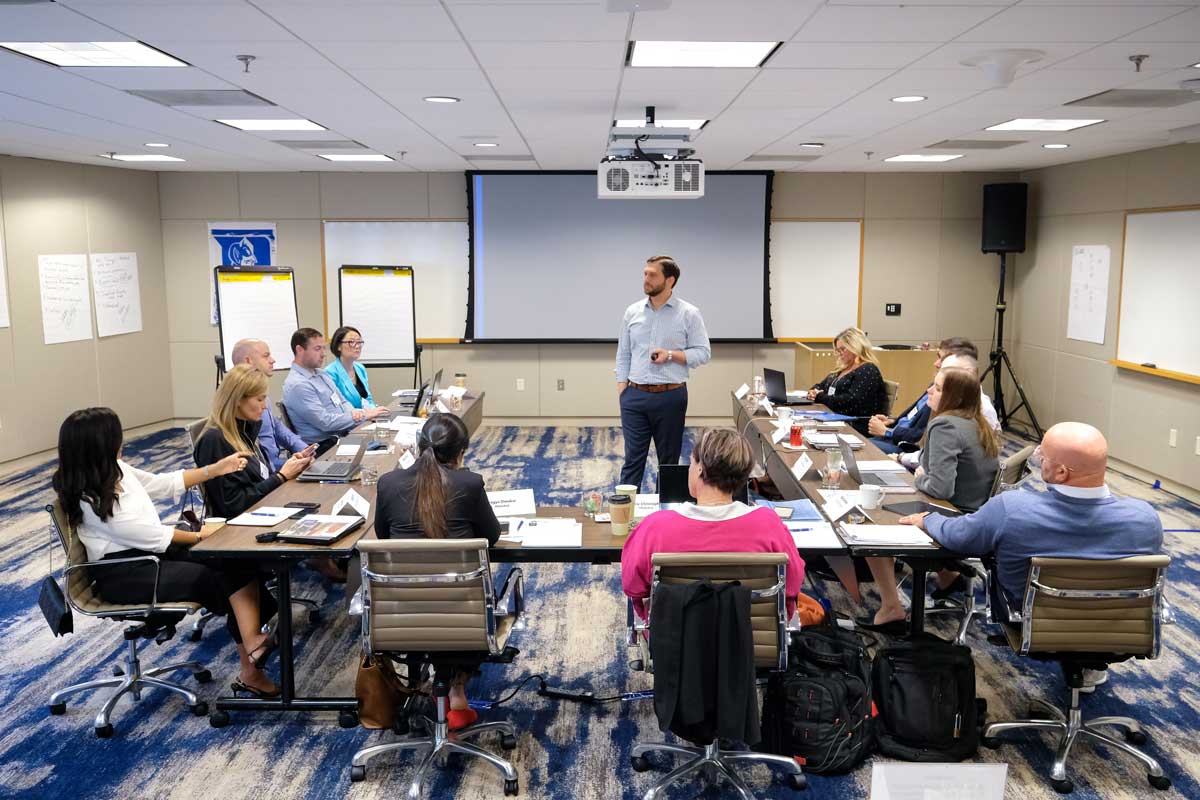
[872,632,984,762]
[760,624,877,774]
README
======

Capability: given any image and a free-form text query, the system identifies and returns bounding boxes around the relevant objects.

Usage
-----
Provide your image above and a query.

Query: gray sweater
[916,415,999,513]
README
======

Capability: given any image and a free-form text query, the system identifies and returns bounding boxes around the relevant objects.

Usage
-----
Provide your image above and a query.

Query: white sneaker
[1080,668,1109,693]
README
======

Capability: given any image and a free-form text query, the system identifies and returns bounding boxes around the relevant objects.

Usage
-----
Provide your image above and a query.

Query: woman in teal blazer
[325,326,376,409]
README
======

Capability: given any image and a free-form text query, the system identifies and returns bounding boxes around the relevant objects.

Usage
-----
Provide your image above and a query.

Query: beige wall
[0,156,171,463]
[1018,143,1200,491]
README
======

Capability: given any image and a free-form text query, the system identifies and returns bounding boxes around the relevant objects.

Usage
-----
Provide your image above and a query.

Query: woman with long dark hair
[53,407,280,697]
[373,413,501,728]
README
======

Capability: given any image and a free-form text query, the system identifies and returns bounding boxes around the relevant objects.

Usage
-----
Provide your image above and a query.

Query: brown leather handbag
[355,656,408,729]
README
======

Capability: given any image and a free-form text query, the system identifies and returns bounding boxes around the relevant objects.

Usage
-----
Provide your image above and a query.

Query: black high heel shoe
[248,632,279,670]
[231,679,281,699]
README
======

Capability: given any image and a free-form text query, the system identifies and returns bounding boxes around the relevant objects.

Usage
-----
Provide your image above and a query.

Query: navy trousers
[620,384,688,489]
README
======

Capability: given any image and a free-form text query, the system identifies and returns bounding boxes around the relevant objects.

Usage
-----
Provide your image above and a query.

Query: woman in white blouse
[52,407,279,698]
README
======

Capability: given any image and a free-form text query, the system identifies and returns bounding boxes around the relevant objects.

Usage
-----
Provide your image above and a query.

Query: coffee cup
[859,484,884,510]
[615,484,638,501]
[608,494,634,537]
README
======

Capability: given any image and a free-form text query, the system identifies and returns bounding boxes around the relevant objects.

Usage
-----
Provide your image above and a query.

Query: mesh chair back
[358,538,496,654]
[990,444,1035,496]
[883,380,900,416]
[1021,555,1169,656]
[185,418,208,447]
[652,552,787,669]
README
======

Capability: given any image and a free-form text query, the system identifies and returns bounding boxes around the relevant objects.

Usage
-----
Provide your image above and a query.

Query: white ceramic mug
[859,484,884,510]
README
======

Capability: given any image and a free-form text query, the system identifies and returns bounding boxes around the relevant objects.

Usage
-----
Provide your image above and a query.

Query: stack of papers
[228,507,295,526]
[804,432,863,449]
[502,517,582,548]
[786,521,843,550]
[838,524,935,547]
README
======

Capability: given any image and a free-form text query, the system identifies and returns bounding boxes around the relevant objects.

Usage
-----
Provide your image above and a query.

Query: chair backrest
[356,538,498,656]
[883,379,900,416]
[651,552,787,670]
[45,501,105,614]
[1019,555,1170,658]
[186,418,208,447]
[990,444,1035,497]
[276,401,295,433]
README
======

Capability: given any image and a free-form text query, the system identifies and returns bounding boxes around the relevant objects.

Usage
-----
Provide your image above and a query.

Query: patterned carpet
[1,425,1198,800]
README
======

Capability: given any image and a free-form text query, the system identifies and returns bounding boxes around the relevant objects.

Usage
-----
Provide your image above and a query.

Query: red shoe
[446,708,478,730]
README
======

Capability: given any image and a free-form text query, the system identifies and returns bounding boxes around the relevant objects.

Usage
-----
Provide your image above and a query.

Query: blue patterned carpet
[1,425,1198,800]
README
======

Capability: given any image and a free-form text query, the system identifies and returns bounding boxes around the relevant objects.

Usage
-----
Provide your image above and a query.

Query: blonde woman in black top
[807,327,889,435]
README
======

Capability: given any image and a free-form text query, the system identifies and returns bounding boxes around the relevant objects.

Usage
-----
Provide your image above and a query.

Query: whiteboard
[1118,209,1200,378]
[769,221,861,338]
[215,267,299,370]
[323,221,468,340]
[338,266,417,365]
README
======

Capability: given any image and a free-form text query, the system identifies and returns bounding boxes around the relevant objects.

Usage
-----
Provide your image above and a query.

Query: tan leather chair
[628,552,805,798]
[349,538,525,798]
[883,379,901,416]
[989,443,1035,497]
[982,556,1172,794]
[44,502,210,737]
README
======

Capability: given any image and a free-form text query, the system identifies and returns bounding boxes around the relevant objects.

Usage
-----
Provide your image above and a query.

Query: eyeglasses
[1032,445,1072,472]
[343,339,365,347]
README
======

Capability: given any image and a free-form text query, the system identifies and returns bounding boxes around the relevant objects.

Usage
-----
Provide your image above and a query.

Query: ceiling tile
[0,2,124,41]
[311,41,477,70]
[352,68,493,93]
[767,42,941,70]
[472,41,625,70]
[250,3,459,41]
[910,42,1097,72]
[1049,42,1200,72]
[1117,7,1200,42]
[62,66,235,91]
[449,4,629,41]
[792,5,1001,43]
[630,0,823,41]
[621,67,759,93]
[61,3,297,43]
[488,68,619,93]
[957,5,1186,43]
[615,90,741,119]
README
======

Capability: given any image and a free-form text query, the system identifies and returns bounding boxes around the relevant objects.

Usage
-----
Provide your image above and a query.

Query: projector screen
[468,172,771,341]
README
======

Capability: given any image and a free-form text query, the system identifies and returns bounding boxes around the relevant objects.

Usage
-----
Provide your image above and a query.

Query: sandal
[248,632,279,670]
[231,679,280,699]
[447,708,478,730]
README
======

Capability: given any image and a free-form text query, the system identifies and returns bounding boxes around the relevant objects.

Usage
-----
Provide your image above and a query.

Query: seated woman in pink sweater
[622,429,805,619]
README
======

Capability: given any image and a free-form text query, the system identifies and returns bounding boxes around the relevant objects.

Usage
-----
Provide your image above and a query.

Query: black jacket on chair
[649,580,759,746]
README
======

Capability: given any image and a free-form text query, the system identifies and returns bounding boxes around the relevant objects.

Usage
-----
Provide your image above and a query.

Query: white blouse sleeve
[122,461,185,503]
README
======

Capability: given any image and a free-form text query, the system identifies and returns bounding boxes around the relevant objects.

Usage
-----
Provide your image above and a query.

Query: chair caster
[630,755,652,772]
[349,766,367,783]
[1148,774,1171,791]
[308,610,321,625]
[1125,730,1148,746]
[95,724,114,739]
[49,702,66,716]
[193,670,212,684]
[112,666,124,677]
[503,778,519,796]
[981,737,1002,750]
[392,716,409,736]
[188,629,203,642]
[190,701,209,716]
[629,659,645,672]
[787,773,807,790]
[338,710,359,729]
[1051,778,1073,794]
[501,733,518,750]
[209,710,231,728]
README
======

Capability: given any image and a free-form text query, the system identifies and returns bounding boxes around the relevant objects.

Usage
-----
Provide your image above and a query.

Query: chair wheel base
[503,778,519,796]
[1125,730,1148,746]
[1051,778,1073,794]
[501,733,518,750]
[630,755,652,772]
[338,710,359,729]
[190,702,208,716]
[209,710,230,728]
[95,724,114,739]
[349,766,366,783]
[48,703,66,716]
[193,670,212,684]
[981,737,1002,750]
[1148,774,1171,791]
[788,773,807,790]
[188,630,203,642]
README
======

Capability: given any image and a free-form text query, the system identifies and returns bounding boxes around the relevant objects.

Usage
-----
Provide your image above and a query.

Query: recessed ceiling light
[614,119,707,130]
[629,41,779,68]
[1193,62,1200,68]
[423,96,460,104]
[144,142,169,148]
[217,118,325,131]
[473,142,499,148]
[891,95,927,103]
[1043,143,1069,149]
[799,142,824,148]
[0,41,186,68]
[317,153,394,162]
[986,118,1104,132]
[884,154,963,163]
[101,154,185,162]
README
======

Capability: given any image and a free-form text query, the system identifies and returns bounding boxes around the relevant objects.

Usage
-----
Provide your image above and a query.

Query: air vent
[1067,89,1200,109]
[127,89,274,107]
[606,167,630,192]
[745,154,820,162]
[673,162,700,191]
[927,139,1023,150]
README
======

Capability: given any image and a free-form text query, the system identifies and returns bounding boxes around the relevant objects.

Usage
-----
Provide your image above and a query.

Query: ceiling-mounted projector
[598,159,704,199]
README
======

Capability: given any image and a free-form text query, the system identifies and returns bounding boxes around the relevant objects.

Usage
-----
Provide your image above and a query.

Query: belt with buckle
[629,382,684,393]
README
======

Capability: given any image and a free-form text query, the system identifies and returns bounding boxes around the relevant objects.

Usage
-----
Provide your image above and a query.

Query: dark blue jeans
[619,384,688,490]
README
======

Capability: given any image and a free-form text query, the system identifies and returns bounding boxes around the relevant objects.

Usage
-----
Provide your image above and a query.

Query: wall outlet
[1169,428,1177,448]
[516,378,525,391]
[557,379,565,391]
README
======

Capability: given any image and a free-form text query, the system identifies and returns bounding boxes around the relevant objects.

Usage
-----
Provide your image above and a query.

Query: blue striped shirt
[615,295,711,384]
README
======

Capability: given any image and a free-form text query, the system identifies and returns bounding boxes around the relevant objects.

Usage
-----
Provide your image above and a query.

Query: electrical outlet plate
[1195,436,1200,457]
[1169,428,1178,447]
[557,379,565,391]
[516,378,525,391]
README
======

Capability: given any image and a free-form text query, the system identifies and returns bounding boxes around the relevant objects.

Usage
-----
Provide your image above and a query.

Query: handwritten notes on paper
[38,254,92,344]
[90,252,143,337]
[1067,245,1109,345]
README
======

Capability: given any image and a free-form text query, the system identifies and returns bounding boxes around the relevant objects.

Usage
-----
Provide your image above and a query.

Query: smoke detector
[961,49,1045,88]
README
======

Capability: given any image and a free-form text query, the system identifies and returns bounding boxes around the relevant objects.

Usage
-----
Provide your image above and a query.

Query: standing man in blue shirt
[615,255,711,489]
[230,338,311,471]
[282,327,388,446]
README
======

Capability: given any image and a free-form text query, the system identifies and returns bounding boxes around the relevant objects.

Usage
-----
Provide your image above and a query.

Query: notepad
[838,524,935,547]
[228,507,295,526]
[787,522,843,550]
[516,518,582,548]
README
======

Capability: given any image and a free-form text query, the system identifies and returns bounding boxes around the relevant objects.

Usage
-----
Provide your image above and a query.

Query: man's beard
[645,284,664,297]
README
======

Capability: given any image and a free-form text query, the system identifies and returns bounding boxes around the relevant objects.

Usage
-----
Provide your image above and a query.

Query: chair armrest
[64,554,163,615]
[494,566,525,627]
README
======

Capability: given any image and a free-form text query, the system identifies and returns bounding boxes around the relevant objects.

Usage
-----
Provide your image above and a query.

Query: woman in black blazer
[374,413,502,729]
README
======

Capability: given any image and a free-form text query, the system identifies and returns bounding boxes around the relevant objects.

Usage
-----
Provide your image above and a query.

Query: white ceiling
[0,0,1197,172]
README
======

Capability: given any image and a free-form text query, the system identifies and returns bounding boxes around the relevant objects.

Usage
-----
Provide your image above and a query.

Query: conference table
[731,391,965,632]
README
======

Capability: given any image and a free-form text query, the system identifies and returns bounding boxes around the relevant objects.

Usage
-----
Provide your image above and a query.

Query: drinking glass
[359,465,379,486]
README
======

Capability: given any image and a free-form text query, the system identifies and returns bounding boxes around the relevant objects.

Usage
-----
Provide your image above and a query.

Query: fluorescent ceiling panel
[218,119,326,131]
[317,153,393,162]
[884,154,963,163]
[986,118,1104,132]
[1,41,185,67]
[614,119,707,130]
[629,41,778,68]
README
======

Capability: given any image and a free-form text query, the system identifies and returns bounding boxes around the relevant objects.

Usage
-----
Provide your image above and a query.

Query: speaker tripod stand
[980,251,1044,439]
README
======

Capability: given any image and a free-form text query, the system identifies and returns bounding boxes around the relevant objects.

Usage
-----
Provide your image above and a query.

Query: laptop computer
[297,435,368,482]
[420,369,444,415]
[764,367,812,406]
[839,439,910,487]
[397,380,429,415]
[659,463,750,507]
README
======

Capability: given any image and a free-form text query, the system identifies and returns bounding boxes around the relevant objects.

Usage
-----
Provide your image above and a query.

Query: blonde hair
[691,429,754,495]
[203,364,270,454]
[832,327,879,371]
